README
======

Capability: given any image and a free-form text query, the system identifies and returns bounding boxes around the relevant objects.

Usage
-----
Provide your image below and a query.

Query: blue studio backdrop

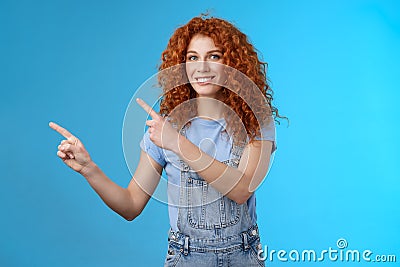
[1,0,399,266]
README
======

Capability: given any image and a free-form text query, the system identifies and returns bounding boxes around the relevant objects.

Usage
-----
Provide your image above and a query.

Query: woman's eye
[187,55,197,61]
[210,54,221,60]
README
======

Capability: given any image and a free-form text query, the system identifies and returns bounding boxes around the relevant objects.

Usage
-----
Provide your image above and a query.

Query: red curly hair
[158,15,282,144]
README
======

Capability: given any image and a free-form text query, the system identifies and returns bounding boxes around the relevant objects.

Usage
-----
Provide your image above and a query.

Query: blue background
[1,0,399,266]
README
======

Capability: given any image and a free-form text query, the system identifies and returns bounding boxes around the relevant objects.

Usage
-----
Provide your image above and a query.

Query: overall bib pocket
[184,171,241,229]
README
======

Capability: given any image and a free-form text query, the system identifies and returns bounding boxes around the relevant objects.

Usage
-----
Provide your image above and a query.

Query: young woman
[50,15,282,267]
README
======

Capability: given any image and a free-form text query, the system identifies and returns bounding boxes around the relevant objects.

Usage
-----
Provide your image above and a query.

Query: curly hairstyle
[158,15,284,144]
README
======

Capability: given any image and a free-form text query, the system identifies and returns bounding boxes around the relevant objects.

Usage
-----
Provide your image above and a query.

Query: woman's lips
[194,76,215,85]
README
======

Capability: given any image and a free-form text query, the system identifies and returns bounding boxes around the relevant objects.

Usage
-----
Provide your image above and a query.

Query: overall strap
[230,140,246,167]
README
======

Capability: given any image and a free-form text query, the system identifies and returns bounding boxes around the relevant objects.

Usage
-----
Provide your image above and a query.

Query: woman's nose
[196,60,210,72]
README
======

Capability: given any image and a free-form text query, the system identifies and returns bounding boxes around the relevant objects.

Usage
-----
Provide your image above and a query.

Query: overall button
[251,229,257,236]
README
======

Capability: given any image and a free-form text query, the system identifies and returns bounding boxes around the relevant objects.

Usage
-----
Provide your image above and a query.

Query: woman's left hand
[136,98,180,152]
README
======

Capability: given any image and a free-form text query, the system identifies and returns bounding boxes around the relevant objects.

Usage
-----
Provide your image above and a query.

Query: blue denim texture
[164,126,265,267]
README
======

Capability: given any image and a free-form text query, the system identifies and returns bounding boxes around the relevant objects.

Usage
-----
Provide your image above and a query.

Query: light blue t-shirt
[140,117,276,231]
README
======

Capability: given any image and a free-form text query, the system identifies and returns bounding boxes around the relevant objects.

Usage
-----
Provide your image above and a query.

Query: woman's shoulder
[139,128,167,167]
[254,115,277,151]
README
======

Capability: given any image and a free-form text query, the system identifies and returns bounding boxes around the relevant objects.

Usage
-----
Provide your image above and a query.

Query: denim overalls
[164,125,265,267]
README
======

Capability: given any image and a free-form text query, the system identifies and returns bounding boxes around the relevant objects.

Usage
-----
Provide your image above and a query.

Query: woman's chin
[193,85,222,98]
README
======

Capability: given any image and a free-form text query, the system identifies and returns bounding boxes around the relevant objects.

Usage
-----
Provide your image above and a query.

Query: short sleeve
[254,116,277,153]
[139,129,167,167]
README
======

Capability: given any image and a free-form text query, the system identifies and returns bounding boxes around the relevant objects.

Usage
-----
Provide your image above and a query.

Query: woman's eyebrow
[186,49,222,54]
[206,49,222,54]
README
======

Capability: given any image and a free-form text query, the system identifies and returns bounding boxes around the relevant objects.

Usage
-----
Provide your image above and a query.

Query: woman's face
[185,34,225,99]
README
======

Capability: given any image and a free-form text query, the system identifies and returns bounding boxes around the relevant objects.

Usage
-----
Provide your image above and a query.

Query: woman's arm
[49,122,162,221]
[136,99,273,205]
[175,136,272,204]
[81,151,162,221]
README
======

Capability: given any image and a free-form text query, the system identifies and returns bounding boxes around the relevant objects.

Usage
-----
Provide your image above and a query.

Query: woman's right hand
[49,122,93,174]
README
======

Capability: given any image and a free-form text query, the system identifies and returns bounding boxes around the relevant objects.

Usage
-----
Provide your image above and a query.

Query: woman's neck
[196,97,225,121]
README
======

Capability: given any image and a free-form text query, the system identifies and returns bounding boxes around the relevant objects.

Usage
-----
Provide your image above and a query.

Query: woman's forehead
[187,34,220,52]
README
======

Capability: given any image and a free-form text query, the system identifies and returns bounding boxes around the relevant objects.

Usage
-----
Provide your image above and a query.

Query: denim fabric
[140,117,276,231]
[163,126,265,267]
[165,225,265,267]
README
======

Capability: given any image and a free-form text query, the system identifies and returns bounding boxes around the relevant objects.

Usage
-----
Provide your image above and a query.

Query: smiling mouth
[195,76,214,83]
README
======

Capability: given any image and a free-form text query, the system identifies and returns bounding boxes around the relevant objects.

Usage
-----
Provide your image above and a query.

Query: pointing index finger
[136,98,159,119]
[49,121,74,139]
